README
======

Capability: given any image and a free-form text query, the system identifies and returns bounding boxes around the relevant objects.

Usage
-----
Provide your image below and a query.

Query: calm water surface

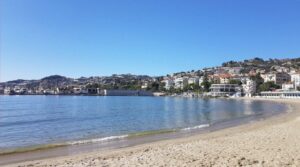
[0,95,286,152]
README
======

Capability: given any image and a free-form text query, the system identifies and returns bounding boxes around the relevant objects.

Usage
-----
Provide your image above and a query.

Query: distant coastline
[1,57,300,99]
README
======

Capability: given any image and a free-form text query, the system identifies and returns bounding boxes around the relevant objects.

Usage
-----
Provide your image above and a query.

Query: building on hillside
[242,79,256,97]
[208,75,220,84]
[198,76,204,86]
[248,70,257,76]
[188,77,199,85]
[141,82,149,89]
[214,68,226,75]
[256,69,266,74]
[261,72,291,85]
[4,88,13,95]
[35,88,44,94]
[209,84,241,97]
[271,66,290,73]
[218,74,232,84]
[174,77,188,89]
[290,73,300,89]
[227,67,243,75]
[282,83,294,91]
[73,87,82,94]
[162,79,174,90]
[289,68,297,74]
[73,87,88,94]
[13,86,28,94]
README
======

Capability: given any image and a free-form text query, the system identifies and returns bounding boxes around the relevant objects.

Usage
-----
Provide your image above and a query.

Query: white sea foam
[68,135,129,145]
[68,125,209,146]
[181,124,210,131]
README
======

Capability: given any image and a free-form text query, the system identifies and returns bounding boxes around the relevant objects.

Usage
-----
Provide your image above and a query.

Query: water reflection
[0,96,286,150]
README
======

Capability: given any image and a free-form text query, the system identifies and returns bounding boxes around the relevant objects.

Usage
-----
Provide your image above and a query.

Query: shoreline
[3,98,300,166]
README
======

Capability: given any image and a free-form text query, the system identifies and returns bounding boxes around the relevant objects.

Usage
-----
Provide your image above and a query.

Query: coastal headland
[2,98,300,167]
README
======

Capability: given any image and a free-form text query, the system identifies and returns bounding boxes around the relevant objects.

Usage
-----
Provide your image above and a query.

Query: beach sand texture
[4,98,300,167]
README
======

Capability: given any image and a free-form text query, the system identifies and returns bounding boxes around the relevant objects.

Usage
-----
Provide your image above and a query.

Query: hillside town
[1,57,300,98]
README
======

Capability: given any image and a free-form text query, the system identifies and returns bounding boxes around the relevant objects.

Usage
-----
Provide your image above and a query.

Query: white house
[73,87,88,94]
[282,83,294,91]
[198,76,204,86]
[218,74,232,84]
[141,82,149,89]
[261,72,291,85]
[162,79,175,90]
[209,84,241,97]
[73,87,82,94]
[174,77,188,89]
[4,88,12,95]
[188,77,199,85]
[290,73,300,89]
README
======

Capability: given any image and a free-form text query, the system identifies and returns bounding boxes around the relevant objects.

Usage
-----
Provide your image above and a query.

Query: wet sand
[3,98,300,167]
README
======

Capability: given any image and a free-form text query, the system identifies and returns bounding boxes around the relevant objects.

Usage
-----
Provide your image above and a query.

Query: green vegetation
[146,82,165,92]
[258,81,281,92]
[201,74,211,92]
[229,79,242,85]
[250,73,264,93]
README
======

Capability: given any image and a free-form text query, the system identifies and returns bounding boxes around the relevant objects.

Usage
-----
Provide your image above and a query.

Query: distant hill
[0,74,155,90]
[221,57,300,73]
[38,75,71,89]
[1,57,300,91]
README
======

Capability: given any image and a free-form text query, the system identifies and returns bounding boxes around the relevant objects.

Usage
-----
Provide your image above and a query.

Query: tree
[158,82,166,92]
[250,73,264,93]
[229,79,242,85]
[168,86,176,94]
[259,81,280,92]
[187,83,200,91]
[253,57,264,62]
[201,74,211,92]
[182,85,189,92]
[147,82,164,92]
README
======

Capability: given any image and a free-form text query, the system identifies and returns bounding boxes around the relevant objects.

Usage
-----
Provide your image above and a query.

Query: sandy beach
[3,98,300,167]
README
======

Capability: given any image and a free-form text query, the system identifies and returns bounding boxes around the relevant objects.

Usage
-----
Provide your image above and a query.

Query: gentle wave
[68,129,179,145]
[68,128,180,146]
[68,135,129,145]
[0,143,67,155]
[181,124,210,131]
[0,126,209,155]
[128,129,177,137]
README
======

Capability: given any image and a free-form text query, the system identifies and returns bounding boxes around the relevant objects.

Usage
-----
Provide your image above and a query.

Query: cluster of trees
[85,83,141,90]
[258,82,281,92]
[222,60,241,67]
[85,80,166,92]
[250,73,281,93]
[146,82,165,92]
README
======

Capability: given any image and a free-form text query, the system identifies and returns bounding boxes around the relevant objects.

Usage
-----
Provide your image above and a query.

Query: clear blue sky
[1,0,300,81]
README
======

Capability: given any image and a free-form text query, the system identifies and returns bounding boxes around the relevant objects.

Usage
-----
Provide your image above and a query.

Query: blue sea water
[0,95,286,152]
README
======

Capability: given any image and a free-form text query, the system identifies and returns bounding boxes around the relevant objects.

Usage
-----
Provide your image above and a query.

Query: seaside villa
[209,84,241,97]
